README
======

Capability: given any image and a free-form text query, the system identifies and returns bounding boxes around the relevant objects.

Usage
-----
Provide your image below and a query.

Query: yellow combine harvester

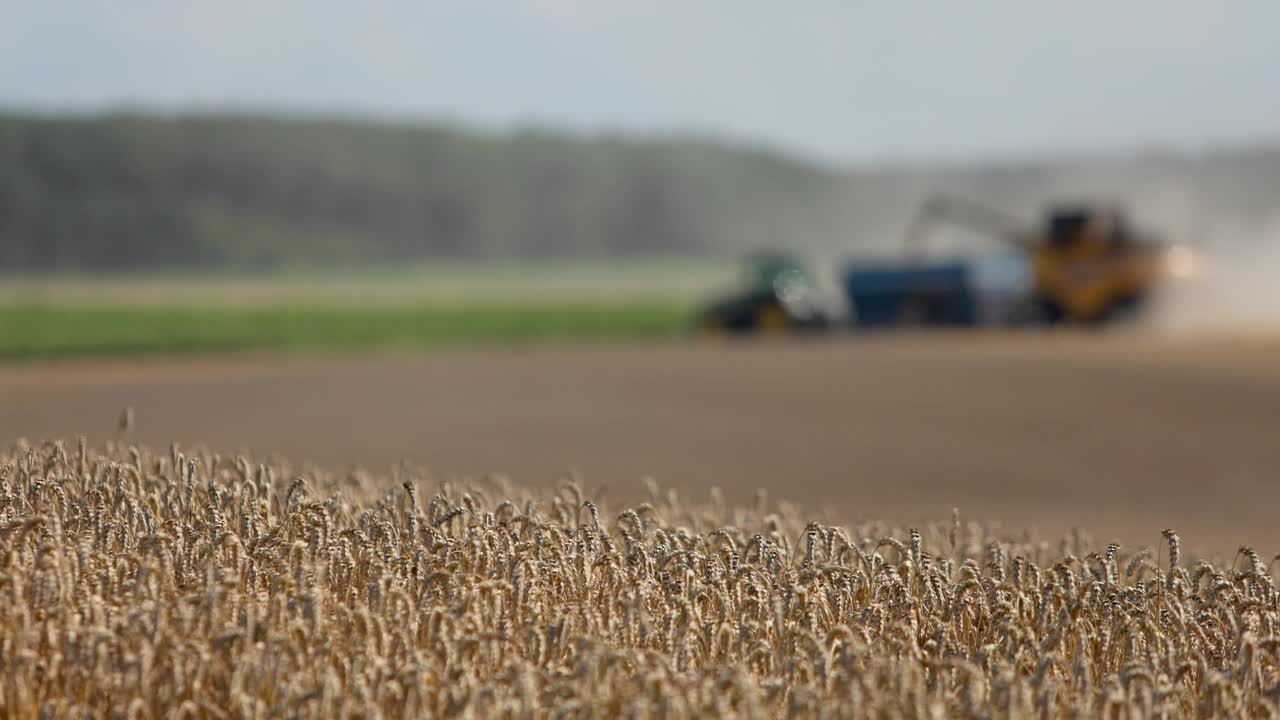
[902,195,1198,326]
[698,195,1200,333]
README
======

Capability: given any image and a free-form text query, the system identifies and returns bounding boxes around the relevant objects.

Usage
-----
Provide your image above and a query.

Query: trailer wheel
[895,298,932,326]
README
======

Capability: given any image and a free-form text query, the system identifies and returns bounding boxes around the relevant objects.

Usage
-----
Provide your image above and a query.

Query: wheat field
[2,438,1277,718]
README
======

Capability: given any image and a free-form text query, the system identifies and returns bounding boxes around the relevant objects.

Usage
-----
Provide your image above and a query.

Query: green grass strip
[0,302,694,361]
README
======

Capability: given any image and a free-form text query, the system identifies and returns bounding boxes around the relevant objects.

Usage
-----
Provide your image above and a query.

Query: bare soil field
[2,332,1278,556]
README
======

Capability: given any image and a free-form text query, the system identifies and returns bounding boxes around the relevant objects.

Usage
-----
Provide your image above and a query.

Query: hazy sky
[3,2,1277,163]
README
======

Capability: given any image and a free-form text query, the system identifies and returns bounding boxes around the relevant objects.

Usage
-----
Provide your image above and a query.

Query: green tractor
[695,252,832,335]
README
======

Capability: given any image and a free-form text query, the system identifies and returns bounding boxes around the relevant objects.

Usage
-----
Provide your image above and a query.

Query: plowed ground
[3,332,1277,555]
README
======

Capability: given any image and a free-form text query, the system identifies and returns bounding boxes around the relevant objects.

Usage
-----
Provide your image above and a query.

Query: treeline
[0,113,852,271]
[1,112,1278,271]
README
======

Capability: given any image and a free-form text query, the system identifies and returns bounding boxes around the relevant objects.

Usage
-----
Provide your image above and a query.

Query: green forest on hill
[1,112,1278,273]
[0,113,853,271]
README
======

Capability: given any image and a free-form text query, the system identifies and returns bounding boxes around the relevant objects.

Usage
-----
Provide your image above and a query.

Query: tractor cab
[696,252,830,335]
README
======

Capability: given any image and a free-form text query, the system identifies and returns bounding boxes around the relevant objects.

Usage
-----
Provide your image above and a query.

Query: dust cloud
[1145,215,1280,335]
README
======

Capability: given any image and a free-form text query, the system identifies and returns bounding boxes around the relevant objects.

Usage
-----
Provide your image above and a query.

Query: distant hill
[1,112,1277,271]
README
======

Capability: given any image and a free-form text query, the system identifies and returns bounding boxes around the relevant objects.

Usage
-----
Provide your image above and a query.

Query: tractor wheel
[698,312,728,338]
[755,303,791,334]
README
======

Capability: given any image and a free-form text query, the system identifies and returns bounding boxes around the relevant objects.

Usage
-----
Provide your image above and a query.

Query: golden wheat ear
[116,405,135,436]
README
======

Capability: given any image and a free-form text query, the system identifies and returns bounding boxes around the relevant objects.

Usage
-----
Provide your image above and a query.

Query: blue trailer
[844,262,977,328]
[843,253,1032,329]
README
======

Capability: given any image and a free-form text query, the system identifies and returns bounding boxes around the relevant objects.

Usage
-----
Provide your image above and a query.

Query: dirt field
[2,332,1278,556]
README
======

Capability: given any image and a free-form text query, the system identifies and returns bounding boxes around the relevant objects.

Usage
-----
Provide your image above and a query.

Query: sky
[2,1,1278,164]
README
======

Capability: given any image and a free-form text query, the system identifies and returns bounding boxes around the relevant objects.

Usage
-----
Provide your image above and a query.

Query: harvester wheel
[1091,293,1146,327]
[1035,298,1067,326]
